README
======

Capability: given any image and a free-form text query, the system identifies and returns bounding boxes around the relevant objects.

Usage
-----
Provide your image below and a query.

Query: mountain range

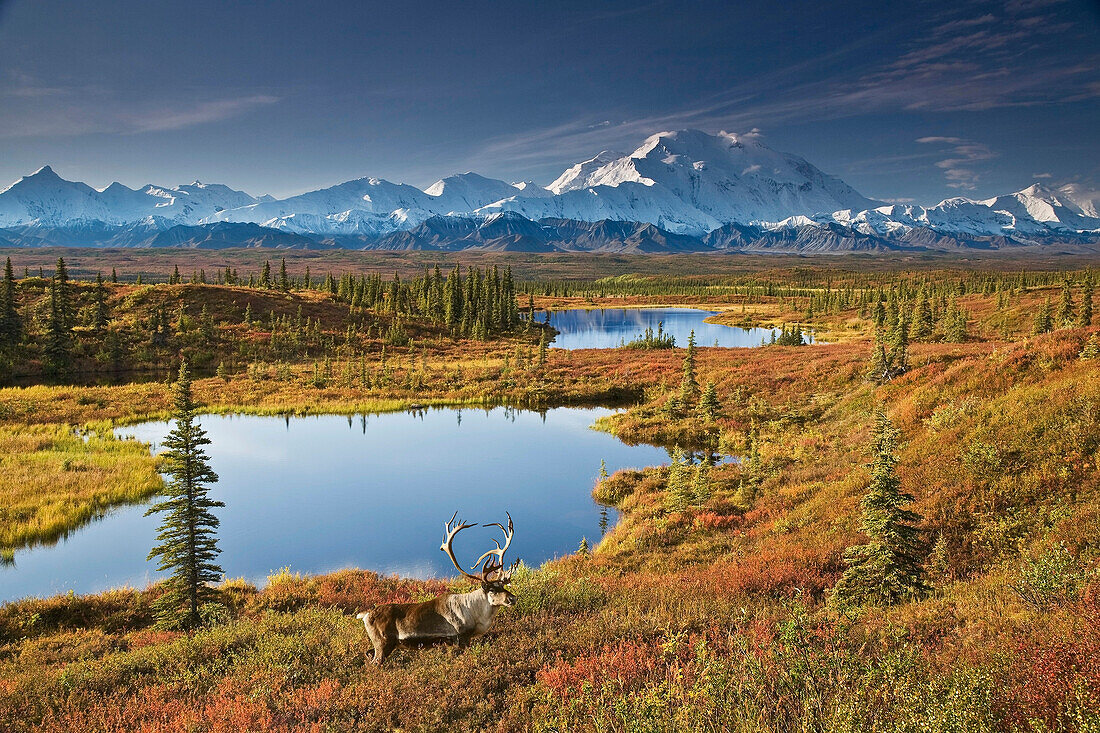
[1,130,1097,253]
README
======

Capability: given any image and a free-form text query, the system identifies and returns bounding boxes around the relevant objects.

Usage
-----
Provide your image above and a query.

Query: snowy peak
[1055,183,1100,218]
[0,166,263,227]
[26,164,63,181]
[547,150,625,194]
[785,181,1100,239]
[2,134,1096,246]
[423,172,532,212]
[535,129,879,232]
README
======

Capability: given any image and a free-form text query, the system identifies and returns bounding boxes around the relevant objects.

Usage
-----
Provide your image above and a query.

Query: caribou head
[441,511,519,608]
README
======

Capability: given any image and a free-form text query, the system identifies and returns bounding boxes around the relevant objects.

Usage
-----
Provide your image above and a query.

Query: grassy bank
[0,425,162,552]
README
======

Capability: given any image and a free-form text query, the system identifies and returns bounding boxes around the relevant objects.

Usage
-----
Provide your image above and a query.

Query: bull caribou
[355,512,519,664]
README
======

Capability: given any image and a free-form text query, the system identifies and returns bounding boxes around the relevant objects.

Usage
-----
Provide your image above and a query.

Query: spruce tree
[680,329,698,405]
[735,425,762,506]
[1032,297,1054,335]
[279,258,289,291]
[1057,279,1075,327]
[92,273,109,332]
[942,298,968,342]
[887,313,908,375]
[537,328,549,367]
[867,326,890,383]
[53,257,73,330]
[833,411,926,606]
[43,259,73,376]
[664,449,693,512]
[692,462,712,503]
[1080,334,1099,360]
[913,294,933,340]
[1078,277,1093,327]
[697,381,720,421]
[0,257,21,346]
[146,359,224,629]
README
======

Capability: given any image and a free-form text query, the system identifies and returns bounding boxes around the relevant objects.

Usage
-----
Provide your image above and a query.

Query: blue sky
[0,0,1097,204]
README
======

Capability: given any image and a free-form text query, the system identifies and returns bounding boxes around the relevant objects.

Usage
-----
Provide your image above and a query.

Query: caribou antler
[474,512,515,582]
[440,511,484,583]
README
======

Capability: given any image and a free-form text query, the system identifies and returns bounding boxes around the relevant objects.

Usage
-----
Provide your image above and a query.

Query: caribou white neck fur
[434,587,507,638]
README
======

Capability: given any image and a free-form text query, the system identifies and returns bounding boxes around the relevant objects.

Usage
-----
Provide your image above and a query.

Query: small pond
[540,307,810,349]
[0,407,667,603]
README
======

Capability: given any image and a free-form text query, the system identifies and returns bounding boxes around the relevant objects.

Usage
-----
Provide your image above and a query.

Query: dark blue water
[542,307,793,349]
[0,407,666,603]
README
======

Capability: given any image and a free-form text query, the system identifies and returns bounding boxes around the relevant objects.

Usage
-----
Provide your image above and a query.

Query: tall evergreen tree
[1033,297,1054,335]
[279,258,289,291]
[1057,279,1075,326]
[53,257,73,330]
[942,298,968,342]
[146,360,224,629]
[680,330,698,404]
[43,258,73,376]
[888,313,909,374]
[867,326,890,383]
[537,327,549,367]
[833,411,926,606]
[911,295,933,340]
[735,424,762,506]
[1079,276,1093,327]
[0,257,21,346]
[92,272,109,332]
[697,381,720,421]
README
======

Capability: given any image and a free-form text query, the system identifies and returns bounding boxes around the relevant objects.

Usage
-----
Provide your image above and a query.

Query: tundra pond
[544,306,800,349]
[0,406,668,603]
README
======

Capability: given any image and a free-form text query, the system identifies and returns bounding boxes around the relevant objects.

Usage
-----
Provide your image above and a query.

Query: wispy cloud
[1033,172,1053,178]
[465,0,1097,179]
[916,136,998,190]
[0,71,281,138]
[123,96,280,133]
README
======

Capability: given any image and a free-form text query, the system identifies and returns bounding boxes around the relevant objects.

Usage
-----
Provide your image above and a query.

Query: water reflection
[539,308,790,350]
[2,407,667,603]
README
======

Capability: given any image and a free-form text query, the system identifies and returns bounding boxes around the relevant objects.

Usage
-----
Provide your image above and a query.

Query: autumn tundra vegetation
[0,249,1097,732]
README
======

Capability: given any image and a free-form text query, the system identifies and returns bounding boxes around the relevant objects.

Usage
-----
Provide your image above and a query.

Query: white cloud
[123,96,280,133]
[916,136,997,190]
[0,74,281,138]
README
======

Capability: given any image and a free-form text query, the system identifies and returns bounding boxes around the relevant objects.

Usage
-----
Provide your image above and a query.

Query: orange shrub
[537,641,661,698]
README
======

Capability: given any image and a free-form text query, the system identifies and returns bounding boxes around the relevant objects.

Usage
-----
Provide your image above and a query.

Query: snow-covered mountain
[547,150,624,194]
[769,182,1100,240]
[1,129,1097,252]
[0,166,264,228]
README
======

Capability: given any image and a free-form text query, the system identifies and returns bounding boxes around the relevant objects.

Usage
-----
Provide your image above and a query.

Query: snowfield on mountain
[1,130,1097,251]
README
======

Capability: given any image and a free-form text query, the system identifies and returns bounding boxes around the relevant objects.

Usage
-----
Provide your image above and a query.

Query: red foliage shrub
[124,629,181,651]
[537,641,661,698]
[998,585,1100,730]
[693,511,741,531]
